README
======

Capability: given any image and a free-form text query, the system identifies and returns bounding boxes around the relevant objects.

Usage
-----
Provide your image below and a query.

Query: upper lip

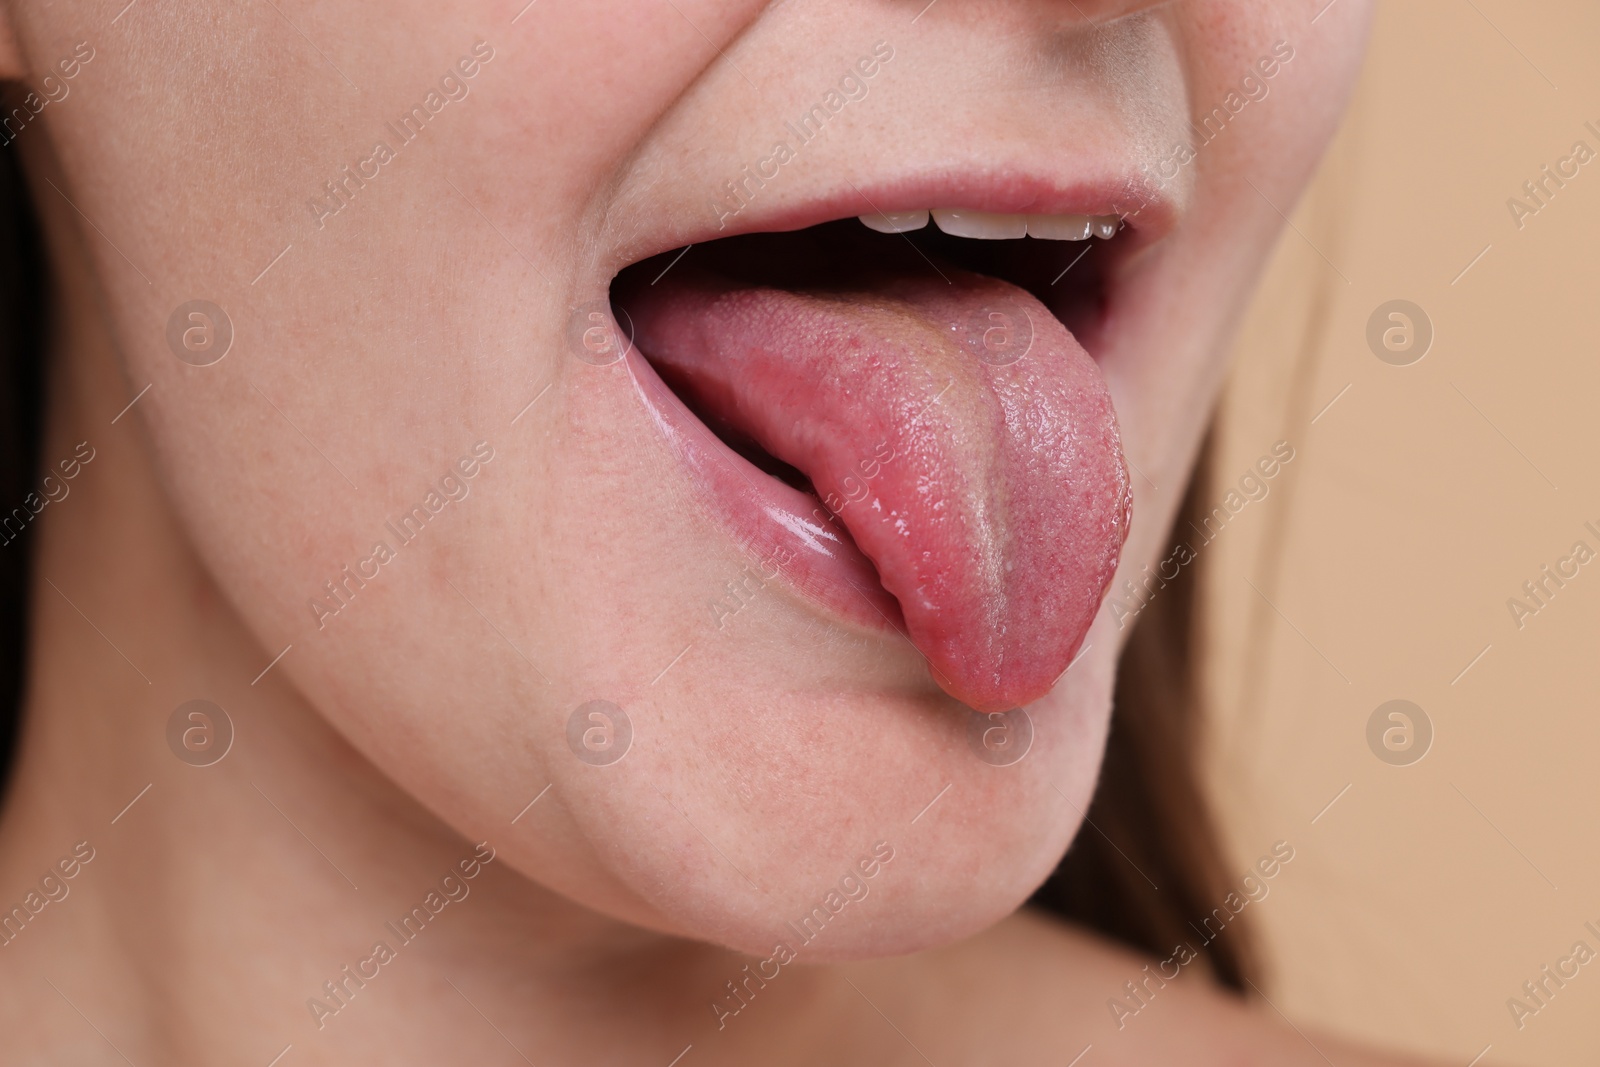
[598,163,1183,278]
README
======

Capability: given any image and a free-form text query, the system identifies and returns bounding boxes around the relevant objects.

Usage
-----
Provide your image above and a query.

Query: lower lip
[622,346,907,636]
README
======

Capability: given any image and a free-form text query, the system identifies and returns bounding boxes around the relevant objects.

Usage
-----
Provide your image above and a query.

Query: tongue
[623,264,1130,713]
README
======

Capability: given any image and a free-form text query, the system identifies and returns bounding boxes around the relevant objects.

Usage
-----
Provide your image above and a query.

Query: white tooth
[1025,214,1093,241]
[931,208,1028,240]
[859,210,930,234]
[1092,215,1122,240]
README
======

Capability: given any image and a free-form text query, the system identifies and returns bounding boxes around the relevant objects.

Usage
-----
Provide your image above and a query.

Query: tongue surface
[624,264,1129,712]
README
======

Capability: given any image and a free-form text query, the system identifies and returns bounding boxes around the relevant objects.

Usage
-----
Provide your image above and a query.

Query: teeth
[858,209,930,234]
[1026,214,1093,241]
[930,208,1028,240]
[859,209,1123,241]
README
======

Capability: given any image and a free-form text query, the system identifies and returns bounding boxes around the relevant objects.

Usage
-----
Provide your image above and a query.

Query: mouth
[609,190,1150,713]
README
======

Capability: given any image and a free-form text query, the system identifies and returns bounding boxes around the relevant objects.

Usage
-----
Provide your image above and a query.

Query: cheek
[1180,0,1374,188]
[1099,1,1372,614]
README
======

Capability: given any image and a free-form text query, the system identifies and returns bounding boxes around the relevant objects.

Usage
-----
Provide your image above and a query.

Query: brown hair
[0,140,45,787]
[0,140,1251,988]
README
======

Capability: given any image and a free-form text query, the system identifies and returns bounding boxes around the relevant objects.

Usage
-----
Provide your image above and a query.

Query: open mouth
[609,206,1137,713]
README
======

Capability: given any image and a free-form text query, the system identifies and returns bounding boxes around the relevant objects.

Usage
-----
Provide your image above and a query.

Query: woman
[0,0,1438,1062]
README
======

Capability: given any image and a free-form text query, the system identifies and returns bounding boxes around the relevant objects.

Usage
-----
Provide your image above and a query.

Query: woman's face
[14,0,1369,958]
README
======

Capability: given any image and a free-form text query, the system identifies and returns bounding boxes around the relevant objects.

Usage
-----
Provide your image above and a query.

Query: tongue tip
[933,675,1053,715]
[924,642,1083,714]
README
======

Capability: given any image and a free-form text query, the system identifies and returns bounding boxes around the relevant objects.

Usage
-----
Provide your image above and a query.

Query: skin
[0,0,1439,1062]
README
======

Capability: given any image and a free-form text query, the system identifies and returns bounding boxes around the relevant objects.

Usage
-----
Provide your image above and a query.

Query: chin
[473,596,1126,962]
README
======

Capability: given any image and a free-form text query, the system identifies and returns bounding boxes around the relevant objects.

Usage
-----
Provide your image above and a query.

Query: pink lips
[620,263,1130,713]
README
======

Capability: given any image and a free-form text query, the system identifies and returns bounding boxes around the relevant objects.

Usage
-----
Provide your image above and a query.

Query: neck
[0,148,832,1067]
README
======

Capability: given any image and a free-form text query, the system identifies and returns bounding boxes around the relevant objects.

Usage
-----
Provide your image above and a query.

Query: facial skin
[0,1,1373,1060]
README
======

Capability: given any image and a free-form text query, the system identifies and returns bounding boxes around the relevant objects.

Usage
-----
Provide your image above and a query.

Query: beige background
[1203,2,1600,1063]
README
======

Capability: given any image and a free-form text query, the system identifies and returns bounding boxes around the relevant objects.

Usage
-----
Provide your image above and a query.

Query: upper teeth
[858,209,1122,240]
